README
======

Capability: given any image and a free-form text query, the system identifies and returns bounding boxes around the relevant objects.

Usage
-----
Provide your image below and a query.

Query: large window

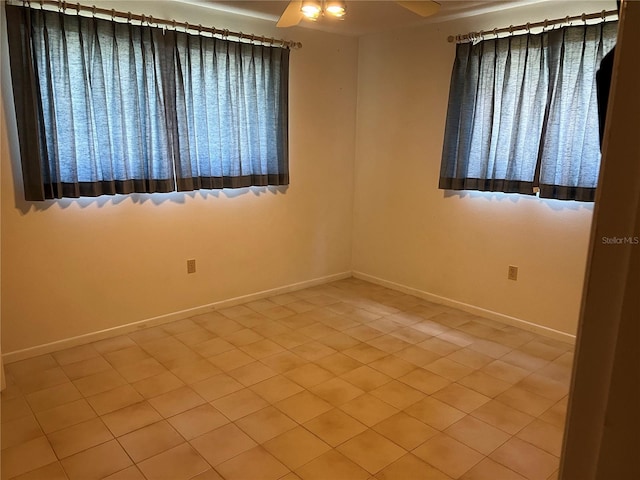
[439,22,617,202]
[5,5,290,201]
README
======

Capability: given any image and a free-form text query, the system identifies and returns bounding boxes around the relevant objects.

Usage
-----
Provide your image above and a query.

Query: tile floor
[0,278,573,480]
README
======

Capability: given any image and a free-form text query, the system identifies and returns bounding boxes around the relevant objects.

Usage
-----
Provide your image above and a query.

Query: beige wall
[0,1,358,354]
[352,0,614,336]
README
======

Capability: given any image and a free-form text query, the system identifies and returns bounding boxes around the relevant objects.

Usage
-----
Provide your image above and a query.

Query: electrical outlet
[187,259,196,274]
[508,265,518,281]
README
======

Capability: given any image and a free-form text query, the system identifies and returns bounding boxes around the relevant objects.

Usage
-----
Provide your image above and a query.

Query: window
[439,22,617,202]
[5,5,290,201]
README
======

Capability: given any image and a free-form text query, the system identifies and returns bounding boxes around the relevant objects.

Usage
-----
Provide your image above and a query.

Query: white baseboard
[4,269,574,363]
[352,271,576,345]
[2,271,351,364]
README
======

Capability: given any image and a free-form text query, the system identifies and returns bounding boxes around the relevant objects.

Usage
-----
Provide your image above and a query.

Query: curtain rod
[448,9,618,44]
[12,0,302,49]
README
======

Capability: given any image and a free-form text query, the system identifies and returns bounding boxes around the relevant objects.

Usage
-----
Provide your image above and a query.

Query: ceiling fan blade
[395,1,441,17]
[277,1,303,28]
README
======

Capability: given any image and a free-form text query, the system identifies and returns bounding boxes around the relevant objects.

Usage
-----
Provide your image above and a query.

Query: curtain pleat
[5,6,47,200]
[5,4,290,200]
[440,22,617,201]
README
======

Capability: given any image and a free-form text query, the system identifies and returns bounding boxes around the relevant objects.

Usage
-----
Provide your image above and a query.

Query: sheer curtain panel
[6,6,175,199]
[171,32,289,191]
[5,4,290,201]
[440,22,617,201]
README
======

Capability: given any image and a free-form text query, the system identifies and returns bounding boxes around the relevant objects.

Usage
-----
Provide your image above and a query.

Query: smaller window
[439,22,617,202]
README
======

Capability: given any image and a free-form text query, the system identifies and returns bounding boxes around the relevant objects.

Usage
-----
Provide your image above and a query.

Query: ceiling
[185,0,545,36]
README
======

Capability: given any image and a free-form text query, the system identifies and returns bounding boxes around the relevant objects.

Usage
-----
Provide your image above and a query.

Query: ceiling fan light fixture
[325,1,347,18]
[301,0,322,20]
[278,0,440,29]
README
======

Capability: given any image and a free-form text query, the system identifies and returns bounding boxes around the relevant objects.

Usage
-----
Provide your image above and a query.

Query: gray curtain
[5,5,289,201]
[171,32,289,191]
[440,22,617,201]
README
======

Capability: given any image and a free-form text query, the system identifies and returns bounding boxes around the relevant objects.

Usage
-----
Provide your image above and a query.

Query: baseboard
[4,269,575,363]
[2,271,352,364]
[353,271,576,344]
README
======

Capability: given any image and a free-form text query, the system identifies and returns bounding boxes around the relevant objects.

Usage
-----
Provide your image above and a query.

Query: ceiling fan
[276,1,441,27]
